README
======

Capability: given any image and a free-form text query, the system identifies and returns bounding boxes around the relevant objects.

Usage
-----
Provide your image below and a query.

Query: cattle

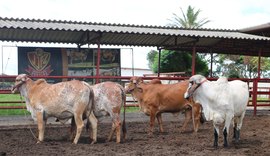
[184,75,249,148]
[70,81,127,143]
[125,76,203,135]
[11,74,98,144]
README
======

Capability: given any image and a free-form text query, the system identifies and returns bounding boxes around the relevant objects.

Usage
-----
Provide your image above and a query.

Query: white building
[121,67,153,77]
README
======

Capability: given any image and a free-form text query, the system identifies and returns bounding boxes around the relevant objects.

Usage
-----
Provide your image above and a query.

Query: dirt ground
[0,111,270,156]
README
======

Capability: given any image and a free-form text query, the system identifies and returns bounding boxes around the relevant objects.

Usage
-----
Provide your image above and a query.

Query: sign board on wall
[18,47,121,83]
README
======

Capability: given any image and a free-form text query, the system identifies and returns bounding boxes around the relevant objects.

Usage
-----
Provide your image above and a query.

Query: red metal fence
[1,75,270,115]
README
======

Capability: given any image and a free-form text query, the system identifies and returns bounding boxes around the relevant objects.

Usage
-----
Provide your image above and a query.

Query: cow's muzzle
[11,81,25,93]
[184,92,190,99]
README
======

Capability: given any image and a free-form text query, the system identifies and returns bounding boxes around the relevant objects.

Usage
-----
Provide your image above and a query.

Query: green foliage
[146,5,209,77]
[168,5,210,28]
[150,50,208,76]
[147,50,158,69]
[214,54,270,78]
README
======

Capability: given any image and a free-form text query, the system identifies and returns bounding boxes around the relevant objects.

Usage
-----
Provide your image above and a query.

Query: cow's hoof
[90,140,97,144]
[36,141,42,144]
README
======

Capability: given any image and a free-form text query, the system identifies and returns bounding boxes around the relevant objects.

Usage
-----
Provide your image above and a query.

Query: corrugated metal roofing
[240,23,270,37]
[1,17,270,56]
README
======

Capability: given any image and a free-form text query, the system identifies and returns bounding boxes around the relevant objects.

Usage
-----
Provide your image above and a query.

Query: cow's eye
[190,81,194,85]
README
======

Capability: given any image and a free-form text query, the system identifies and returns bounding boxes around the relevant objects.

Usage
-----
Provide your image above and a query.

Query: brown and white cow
[11,74,97,144]
[125,76,203,134]
[71,81,127,143]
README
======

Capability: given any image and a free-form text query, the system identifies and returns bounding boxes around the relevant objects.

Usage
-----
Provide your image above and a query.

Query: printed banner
[18,47,121,83]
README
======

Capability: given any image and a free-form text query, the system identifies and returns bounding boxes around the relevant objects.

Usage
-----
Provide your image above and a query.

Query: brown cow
[11,74,97,144]
[185,97,205,132]
[125,76,202,134]
[70,81,127,143]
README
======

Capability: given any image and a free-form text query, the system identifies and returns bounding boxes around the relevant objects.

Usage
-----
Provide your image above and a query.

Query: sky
[1,0,270,74]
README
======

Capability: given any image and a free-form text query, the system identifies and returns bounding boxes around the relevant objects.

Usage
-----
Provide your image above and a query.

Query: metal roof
[1,17,270,56]
[240,23,270,37]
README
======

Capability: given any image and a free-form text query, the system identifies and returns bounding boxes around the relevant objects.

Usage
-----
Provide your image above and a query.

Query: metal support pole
[210,52,213,77]
[258,49,261,78]
[131,48,134,76]
[96,41,101,84]
[192,45,196,76]
[1,45,3,75]
[252,78,258,116]
[157,47,161,77]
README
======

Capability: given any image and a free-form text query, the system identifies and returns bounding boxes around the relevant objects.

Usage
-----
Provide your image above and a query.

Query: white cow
[184,75,249,148]
[11,74,98,144]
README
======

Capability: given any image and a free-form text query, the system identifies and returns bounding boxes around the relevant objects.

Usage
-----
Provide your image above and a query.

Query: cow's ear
[138,77,143,83]
[22,74,29,82]
[195,79,202,84]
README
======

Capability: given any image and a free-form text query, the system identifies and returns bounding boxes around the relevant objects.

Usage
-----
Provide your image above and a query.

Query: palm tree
[168,5,210,28]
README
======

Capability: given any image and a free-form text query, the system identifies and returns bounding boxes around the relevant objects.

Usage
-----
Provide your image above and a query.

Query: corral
[1,17,270,156]
[0,111,270,156]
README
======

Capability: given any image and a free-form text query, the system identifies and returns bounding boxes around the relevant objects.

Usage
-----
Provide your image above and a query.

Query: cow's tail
[83,82,95,132]
[119,84,127,141]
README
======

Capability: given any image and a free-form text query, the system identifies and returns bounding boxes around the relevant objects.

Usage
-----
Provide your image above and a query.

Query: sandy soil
[0,112,270,156]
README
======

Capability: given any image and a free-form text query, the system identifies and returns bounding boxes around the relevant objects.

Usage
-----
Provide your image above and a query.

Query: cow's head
[125,76,143,93]
[184,75,207,99]
[11,74,29,93]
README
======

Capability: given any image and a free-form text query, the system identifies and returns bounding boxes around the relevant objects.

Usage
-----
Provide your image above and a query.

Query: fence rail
[1,75,270,115]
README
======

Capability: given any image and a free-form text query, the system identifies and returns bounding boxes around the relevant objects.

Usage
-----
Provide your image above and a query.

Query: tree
[150,50,208,76]
[168,5,210,28]
[146,50,158,69]
[147,5,211,76]
[214,55,270,78]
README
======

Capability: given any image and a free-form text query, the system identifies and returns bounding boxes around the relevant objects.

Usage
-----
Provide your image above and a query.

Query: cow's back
[92,82,124,117]
[142,80,189,112]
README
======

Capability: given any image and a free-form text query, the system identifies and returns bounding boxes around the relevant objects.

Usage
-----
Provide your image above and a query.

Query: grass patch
[0,94,29,116]
[122,106,140,113]
[0,94,140,115]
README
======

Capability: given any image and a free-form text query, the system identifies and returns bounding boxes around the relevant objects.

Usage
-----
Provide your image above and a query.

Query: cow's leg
[109,119,121,143]
[73,113,84,144]
[213,125,219,148]
[233,119,237,139]
[88,111,98,144]
[192,104,201,132]
[115,120,121,143]
[149,110,157,135]
[181,109,192,133]
[223,127,228,147]
[36,111,45,143]
[107,122,116,142]
[70,117,76,141]
[234,112,245,142]
[156,113,164,133]
[223,115,233,147]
